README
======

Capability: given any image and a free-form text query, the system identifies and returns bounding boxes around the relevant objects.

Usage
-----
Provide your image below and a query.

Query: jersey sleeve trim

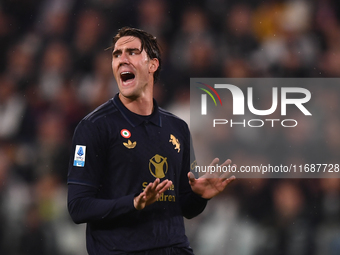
[67,179,99,189]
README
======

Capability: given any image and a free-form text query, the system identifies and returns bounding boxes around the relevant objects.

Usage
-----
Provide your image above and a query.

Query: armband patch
[73,145,86,167]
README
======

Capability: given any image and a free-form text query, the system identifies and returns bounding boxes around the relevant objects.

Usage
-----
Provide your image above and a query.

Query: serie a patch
[73,145,86,167]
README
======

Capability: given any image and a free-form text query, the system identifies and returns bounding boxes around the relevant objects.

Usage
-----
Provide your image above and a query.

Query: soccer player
[67,27,235,255]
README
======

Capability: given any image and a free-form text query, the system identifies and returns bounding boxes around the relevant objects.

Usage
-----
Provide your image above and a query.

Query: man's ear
[149,58,159,74]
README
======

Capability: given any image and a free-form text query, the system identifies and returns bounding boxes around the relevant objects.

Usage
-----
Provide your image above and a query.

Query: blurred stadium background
[0,0,340,254]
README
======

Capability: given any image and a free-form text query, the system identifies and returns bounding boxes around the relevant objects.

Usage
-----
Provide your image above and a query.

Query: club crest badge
[169,134,180,153]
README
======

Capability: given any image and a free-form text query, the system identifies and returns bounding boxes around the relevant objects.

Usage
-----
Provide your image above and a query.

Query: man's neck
[118,93,154,116]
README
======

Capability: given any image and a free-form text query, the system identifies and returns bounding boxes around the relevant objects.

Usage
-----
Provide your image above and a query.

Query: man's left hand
[188,158,236,199]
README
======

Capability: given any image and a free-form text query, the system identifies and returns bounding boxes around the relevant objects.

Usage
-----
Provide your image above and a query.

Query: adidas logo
[123,140,137,149]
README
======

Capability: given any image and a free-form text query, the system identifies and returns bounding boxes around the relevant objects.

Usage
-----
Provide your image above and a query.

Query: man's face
[112,36,156,99]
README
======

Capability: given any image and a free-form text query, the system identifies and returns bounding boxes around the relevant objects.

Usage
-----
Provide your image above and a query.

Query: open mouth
[120,72,135,83]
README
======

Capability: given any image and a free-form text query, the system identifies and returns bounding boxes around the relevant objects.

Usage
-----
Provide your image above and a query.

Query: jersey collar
[113,94,162,127]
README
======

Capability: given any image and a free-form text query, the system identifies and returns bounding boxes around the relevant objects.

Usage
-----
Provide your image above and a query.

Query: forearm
[180,190,208,219]
[67,184,136,224]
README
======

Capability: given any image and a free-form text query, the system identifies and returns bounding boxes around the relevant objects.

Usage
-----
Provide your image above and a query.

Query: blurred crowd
[0,0,340,254]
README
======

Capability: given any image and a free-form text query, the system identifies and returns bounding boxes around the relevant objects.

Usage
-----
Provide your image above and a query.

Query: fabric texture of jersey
[67,94,207,254]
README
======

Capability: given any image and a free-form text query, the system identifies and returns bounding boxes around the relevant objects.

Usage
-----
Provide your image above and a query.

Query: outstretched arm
[178,123,235,218]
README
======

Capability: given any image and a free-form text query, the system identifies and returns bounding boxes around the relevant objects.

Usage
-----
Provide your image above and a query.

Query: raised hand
[188,158,236,199]
[134,178,172,210]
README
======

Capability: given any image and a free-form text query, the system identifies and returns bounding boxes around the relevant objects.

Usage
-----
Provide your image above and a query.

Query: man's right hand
[134,178,172,210]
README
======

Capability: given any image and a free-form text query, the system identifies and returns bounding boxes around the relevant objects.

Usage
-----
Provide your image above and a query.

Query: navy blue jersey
[67,94,208,254]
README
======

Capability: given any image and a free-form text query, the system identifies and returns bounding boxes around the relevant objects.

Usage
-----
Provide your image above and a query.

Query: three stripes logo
[197,82,222,115]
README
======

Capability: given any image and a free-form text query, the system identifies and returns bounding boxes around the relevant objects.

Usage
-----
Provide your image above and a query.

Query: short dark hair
[112,27,162,82]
